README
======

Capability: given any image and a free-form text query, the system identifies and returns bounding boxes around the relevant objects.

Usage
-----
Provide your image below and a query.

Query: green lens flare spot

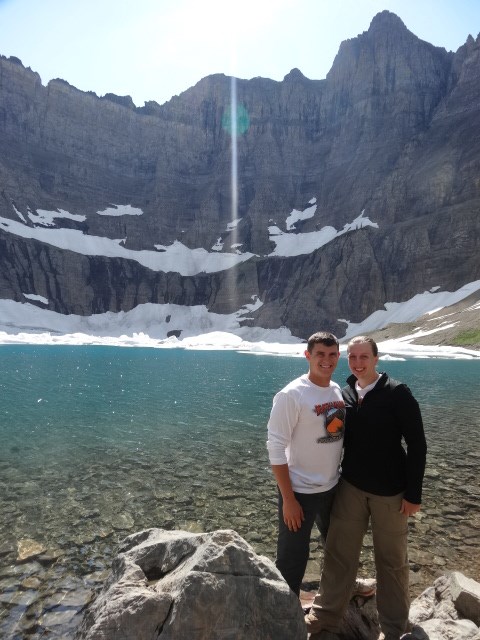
[222,104,250,135]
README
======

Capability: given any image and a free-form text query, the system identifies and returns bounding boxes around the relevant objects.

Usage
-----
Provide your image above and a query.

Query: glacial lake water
[0,345,479,639]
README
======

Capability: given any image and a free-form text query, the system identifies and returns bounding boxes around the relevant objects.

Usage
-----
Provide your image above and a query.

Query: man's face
[305,342,340,386]
[347,342,379,382]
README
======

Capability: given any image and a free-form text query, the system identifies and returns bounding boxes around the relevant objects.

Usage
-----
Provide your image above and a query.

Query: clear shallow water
[0,346,479,638]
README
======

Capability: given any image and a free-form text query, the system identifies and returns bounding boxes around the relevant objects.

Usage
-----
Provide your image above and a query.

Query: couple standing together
[267,332,427,640]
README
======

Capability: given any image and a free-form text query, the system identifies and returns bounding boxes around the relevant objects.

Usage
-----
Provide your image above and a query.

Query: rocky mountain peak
[329,10,449,76]
[367,10,409,35]
[101,93,136,110]
[6,54,24,66]
[283,68,308,82]
[323,10,452,139]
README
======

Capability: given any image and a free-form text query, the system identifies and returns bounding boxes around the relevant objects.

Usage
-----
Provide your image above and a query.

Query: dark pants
[275,485,337,595]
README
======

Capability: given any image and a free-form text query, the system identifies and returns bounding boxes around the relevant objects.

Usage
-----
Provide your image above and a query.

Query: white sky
[0,0,479,107]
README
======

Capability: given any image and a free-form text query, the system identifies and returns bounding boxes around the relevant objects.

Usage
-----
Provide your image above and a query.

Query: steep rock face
[0,11,479,339]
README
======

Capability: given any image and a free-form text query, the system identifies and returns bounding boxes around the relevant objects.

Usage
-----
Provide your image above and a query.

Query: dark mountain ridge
[0,11,479,339]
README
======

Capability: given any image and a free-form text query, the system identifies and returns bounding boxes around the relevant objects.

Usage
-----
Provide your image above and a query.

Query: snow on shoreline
[0,329,477,359]
[1,280,479,360]
[0,296,478,360]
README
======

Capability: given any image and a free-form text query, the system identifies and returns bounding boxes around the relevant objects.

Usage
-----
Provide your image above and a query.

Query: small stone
[110,512,135,530]
[17,538,47,563]
[176,520,204,533]
[37,549,62,565]
[42,588,93,610]
[40,608,78,628]
[0,560,42,578]
[0,542,16,558]
[21,576,42,589]
[0,589,39,607]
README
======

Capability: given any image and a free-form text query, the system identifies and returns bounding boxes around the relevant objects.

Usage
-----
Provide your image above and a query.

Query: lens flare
[221,102,250,136]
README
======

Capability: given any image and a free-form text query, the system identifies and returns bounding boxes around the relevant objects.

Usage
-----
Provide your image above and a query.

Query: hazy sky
[0,0,479,107]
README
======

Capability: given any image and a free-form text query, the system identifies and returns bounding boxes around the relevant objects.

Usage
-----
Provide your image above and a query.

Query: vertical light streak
[230,75,238,250]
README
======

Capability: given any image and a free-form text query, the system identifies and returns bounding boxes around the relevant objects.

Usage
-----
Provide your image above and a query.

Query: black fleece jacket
[341,372,427,504]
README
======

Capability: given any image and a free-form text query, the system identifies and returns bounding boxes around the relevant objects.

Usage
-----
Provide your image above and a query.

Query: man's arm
[271,464,304,532]
[267,389,304,530]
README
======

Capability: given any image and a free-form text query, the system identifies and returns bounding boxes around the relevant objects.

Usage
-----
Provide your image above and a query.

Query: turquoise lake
[0,345,479,639]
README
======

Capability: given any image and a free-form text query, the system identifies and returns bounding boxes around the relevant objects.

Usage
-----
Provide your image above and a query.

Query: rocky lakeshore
[1,523,479,639]
[74,528,480,640]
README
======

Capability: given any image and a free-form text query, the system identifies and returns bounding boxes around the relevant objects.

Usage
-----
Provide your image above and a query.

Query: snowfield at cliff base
[0,279,479,360]
[1,204,478,359]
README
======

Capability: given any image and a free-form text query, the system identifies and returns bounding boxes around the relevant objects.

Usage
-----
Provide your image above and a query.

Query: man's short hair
[347,335,378,356]
[307,331,339,353]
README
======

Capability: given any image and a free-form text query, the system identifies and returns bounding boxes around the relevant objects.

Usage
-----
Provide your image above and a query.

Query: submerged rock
[76,527,307,640]
[16,538,47,563]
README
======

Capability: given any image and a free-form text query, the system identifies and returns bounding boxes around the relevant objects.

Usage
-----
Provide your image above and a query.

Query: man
[305,336,427,640]
[266,331,345,597]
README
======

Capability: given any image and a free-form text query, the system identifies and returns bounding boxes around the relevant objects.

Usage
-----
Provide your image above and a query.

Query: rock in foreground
[310,570,480,640]
[76,528,306,640]
[407,571,480,640]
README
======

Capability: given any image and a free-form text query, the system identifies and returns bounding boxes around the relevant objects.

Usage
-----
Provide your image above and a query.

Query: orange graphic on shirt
[326,416,343,433]
[324,407,345,435]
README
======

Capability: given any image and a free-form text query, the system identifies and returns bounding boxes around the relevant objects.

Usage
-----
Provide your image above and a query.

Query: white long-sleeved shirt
[267,374,345,493]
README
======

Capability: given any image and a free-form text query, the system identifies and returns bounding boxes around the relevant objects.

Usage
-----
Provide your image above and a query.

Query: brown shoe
[304,609,325,634]
[304,610,340,638]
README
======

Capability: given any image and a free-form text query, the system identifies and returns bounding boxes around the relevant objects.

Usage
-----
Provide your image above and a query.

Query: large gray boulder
[76,528,307,640]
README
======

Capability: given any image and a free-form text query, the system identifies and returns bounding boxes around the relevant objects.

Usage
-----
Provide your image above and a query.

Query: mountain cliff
[0,11,479,340]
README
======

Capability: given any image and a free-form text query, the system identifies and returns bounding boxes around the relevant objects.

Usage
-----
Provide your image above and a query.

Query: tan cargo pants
[311,478,410,639]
